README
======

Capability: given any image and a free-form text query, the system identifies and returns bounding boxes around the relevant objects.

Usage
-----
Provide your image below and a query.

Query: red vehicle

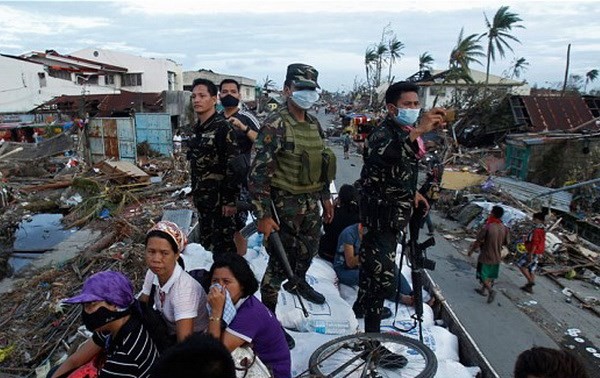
[342,114,373,142]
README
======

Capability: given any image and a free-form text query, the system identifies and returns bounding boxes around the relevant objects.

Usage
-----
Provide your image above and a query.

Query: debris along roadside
[433,151,600,318]
[0,131,193,375]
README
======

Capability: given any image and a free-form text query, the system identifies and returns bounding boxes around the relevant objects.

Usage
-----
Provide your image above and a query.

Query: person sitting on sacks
[50,271,159,378]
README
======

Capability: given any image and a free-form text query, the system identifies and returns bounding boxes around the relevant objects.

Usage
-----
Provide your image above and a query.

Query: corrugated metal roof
[39,90,163,117]
[491,176,572,212]
[520,96,594,132]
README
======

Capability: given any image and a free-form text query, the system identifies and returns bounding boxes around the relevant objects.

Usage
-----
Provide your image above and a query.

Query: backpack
[138,285,175,352]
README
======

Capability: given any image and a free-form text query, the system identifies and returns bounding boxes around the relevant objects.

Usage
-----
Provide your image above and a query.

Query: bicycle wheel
[309,332,437,378]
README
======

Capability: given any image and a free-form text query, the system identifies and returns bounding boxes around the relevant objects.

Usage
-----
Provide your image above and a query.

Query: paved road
[317,112,599,377]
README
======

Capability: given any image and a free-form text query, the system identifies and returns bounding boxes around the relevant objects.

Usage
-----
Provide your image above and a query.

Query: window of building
[38,72,47,87]
[167,71,176,91]
[245,88,251,97]
[104,74,115,85]
[88,75,98,85]
[48,68,71,80]
[430,87,446,97]
[122,73,143,87]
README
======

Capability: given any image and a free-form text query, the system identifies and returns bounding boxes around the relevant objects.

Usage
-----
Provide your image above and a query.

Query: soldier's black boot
[370,341,408,369]
[282,328,295,350]
[363,313,407,369]
[283,279,326,305]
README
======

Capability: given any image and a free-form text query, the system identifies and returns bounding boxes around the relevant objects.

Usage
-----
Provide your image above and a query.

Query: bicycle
[306,332,437,377]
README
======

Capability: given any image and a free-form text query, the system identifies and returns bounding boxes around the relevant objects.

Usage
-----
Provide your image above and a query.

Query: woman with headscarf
[139,221,209,345]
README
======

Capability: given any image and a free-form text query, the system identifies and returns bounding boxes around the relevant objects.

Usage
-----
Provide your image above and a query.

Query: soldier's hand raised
[257,216,280,240]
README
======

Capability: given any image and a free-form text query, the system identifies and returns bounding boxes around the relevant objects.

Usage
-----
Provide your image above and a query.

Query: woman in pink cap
[139,221,208,346]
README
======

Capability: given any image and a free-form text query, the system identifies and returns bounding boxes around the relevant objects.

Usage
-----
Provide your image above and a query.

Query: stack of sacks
[183,243,359,335]
[276,257,359,335]
[287,330,338,377]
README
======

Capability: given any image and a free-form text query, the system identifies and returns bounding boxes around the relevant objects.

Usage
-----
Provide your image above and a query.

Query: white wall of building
[70,49,183,93]
[183,70,257,103]
[0,55,114,113]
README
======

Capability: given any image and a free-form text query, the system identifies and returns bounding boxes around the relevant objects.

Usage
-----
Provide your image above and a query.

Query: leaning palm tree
[447,28,484,107]
[509,57,529,79]
[418,52,434,72]
[386,37,405,83]
[364,47,378,88]
[364,47,378,106]
[584,69,598,93]
[374,42,388,88]
[482,5,524,90]
[449,28,485,72]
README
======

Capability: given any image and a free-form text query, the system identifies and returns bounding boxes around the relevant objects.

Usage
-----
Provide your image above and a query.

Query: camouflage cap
[286,63,320,89]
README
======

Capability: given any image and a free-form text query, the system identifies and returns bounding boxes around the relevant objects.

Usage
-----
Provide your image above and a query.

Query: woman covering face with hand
[207,253,291,378]
[139,221,208,344]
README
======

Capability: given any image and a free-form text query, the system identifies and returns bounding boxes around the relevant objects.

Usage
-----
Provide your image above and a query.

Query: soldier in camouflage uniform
[355,81,446,334]
[187,78,240,254]
[248,64,335,348]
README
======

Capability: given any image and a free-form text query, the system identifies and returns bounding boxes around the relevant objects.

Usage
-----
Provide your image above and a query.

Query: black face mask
[220,94,240,108]
[81,306,131,332]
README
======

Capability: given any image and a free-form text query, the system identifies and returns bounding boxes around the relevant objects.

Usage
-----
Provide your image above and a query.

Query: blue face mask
[395,107,421,126]
[291,90,319,110]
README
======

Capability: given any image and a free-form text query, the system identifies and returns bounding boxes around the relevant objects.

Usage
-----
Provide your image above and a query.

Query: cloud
[119,0,481,15]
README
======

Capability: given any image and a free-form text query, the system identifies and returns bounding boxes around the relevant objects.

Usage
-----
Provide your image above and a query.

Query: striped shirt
[92,316,159,378]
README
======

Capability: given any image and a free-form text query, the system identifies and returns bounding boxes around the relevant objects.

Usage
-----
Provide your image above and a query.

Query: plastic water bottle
[302,319,350,335]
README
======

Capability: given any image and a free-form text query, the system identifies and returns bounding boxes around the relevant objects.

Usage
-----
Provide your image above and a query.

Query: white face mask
[291,89,319,110]
[395,107,421,126]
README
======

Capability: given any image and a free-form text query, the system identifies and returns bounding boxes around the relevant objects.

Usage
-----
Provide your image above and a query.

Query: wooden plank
[97,160,150,183]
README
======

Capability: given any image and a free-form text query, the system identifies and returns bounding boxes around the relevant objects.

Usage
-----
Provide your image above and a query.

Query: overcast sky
[1,0,599,92]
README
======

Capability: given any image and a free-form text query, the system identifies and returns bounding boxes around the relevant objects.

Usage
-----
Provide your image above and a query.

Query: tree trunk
[484,38,492,95]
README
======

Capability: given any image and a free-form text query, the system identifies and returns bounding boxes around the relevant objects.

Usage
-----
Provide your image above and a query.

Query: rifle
[238,201,310,318]
[395,202,436,342]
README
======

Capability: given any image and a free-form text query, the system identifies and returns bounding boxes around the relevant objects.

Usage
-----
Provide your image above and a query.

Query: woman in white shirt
[139,221,208,344]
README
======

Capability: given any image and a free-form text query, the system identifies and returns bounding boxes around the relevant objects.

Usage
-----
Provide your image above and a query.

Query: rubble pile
[0,235,148,375]
[434,148,600,316]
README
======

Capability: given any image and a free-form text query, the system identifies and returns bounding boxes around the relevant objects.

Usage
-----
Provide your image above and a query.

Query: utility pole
[78,80,92,166]
[561,44,571,97]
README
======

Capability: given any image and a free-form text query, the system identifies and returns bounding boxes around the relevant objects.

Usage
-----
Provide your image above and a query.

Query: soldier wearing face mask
[354,82,446,337]
[248,63,336,349]
[219,79,261,255]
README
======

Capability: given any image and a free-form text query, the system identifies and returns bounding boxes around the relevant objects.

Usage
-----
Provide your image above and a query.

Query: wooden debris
[96,160,150,184]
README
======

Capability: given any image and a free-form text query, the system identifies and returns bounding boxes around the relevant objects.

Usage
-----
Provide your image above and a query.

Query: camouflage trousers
[195,206,237,255]
[260,191,322,311]
[355,203,411,330]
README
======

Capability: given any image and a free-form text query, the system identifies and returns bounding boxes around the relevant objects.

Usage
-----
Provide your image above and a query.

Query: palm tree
[374,42,388,88]
[364,47,378,106]
[509,57,529,79]
[482,6,524,90]
[387,37,405,83]
[449,28,485,72]
[584,69,598,93]
[364,47,378,88]
[418,52,434,72]
[447,28,484,106]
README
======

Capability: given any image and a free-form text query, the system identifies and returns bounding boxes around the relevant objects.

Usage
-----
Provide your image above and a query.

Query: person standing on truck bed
[248,63,336,349]
[187,78,240,254]
[218,78,261,256]
[354,81,446,335]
